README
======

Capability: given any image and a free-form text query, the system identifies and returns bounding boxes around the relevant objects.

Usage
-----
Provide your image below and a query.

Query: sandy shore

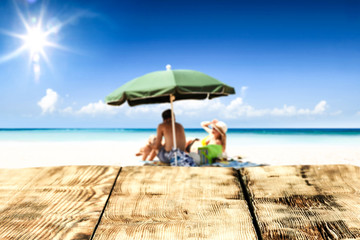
[0,141,359,169]
[227,145,360,167]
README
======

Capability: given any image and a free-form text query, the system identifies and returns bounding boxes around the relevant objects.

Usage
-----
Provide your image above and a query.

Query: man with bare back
[154,109,186,164]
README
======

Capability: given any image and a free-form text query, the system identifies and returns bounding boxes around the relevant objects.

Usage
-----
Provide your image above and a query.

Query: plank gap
[237,169,263,240]
[90,167,122,240]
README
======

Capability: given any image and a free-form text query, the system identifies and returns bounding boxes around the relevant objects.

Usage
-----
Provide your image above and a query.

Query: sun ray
[44,10,89,37]
[0,29,25,40]
[13,1,31,33]
[39,49,53,70]
[37,0,47,31]
[44,41,71,52]
[0,45,28,63]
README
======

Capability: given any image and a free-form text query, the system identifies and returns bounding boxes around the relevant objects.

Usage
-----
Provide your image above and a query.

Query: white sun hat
[212,121,228,135]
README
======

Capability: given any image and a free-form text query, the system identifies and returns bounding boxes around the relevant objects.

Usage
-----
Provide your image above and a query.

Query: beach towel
[208,160,260,169]
[169,149,197,167]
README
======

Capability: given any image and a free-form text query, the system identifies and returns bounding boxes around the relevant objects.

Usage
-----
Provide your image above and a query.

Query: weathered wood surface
[242,164,360,239]
[0,166,120,240]
[93,166,257,240]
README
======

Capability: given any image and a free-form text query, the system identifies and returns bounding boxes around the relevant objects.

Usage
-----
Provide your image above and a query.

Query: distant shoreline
[1,128,360,144]
[1,128,360,131]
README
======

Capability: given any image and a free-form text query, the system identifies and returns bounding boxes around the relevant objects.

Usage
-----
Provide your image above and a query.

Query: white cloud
[226,97,243,112]
[224,98,269,118]
[173,99,223,117]
[264,101,328,117]
[177,99,221,110]
[226,100,328,118]
[174,98,329,119]
[271,105,297,116]
[297,108,311,115]
[313,100,327,114]
[77,100,120,115]
[38,89,58,113]
[38,87,333,121]
[140,97,330,119]
[357,111,360,116]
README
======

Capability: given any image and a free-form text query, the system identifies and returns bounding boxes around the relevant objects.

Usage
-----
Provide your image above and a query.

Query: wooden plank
[242,164,360,239]
[0,166,120,240]
[93,166,257,240]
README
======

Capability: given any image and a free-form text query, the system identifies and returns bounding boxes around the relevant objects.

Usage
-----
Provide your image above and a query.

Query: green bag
[198,144,223,165]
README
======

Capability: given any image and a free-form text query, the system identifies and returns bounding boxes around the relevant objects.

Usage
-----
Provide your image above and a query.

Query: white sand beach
[0,140,359,169]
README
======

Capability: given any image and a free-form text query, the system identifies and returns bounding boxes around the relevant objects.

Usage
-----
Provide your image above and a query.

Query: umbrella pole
[170,94,177,166]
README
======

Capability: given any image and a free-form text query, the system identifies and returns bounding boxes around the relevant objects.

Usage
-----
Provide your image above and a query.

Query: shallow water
[1,128,359,146]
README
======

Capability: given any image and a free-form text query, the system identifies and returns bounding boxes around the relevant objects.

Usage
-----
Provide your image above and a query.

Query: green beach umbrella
[106,65,235,165]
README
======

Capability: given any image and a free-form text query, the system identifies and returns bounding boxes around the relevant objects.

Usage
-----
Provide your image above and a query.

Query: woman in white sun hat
[200,119,227,151]
[185,119,228,153]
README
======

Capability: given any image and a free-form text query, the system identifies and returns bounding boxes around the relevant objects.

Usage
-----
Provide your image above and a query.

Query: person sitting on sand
[154,109,186,164]
[186,119,227,153]
[135,135,158,161]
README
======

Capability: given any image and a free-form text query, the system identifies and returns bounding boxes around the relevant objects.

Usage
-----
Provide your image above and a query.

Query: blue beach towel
[208,160,260,169]
[169,149,197,167]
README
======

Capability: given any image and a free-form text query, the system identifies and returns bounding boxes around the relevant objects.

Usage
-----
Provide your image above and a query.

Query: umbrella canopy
[106,66,235,106]
[105,65,235,166]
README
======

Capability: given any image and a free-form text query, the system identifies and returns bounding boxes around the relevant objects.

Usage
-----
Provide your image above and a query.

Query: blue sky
[0,0,359,128]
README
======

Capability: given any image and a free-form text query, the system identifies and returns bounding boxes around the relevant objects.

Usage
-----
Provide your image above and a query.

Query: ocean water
[1,128,360,146]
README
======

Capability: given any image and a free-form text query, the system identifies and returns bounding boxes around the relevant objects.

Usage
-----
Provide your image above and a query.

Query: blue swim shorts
[157,147,172,164]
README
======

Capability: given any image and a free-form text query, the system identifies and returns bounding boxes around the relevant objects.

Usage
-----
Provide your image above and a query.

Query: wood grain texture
[242,164,360,239]
[0,166,120,240]
[93,166,257,240]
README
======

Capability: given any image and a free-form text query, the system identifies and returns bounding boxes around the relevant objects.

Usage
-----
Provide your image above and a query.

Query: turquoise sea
[1,128,360,146]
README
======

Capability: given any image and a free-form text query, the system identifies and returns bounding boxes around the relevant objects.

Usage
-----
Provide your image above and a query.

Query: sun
[24,27,48,54]
[0,2,70,82]
[16,21,55,81]
[0,1,87,82]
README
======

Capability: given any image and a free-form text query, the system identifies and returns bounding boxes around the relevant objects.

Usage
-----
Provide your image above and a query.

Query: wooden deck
[0,166,120,240]
[241,165,360,239]
[0,164,360,239]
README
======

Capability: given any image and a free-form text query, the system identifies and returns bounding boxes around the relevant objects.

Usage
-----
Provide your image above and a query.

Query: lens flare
[32,53,40,62]
[33,64,40,73]
[33,63,41,82]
